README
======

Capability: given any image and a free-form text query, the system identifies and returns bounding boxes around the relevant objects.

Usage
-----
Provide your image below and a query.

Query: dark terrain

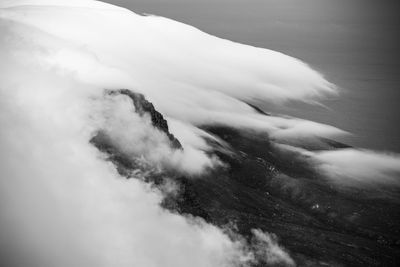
[91,89,400,267]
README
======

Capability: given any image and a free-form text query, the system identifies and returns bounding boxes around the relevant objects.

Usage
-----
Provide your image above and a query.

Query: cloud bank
[0,0,399,266]
[313,149,400,187]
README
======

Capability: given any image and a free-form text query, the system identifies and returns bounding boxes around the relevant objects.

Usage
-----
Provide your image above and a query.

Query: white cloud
[312,149,400,187]
[0,46,250,267]
[0,1,397,266]
[250,229,295,267]
[0,2,298,265]
[0,0,342,143]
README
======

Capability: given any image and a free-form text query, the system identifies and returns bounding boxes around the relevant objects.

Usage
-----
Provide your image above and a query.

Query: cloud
[312,149,400,187]
[250,229,296,266]
[0,1,397,266]
[273,143,400,190]
[91,92,221,175]
[0,39,251,267]
[0,2,301,265]
[0,0,342,143]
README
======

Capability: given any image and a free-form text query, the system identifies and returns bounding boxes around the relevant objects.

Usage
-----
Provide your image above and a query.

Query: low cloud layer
[91,93,221,174]
[312,149,400,187]
[276,143,400,189]
[0,31,249,267]
[0,0,399,266]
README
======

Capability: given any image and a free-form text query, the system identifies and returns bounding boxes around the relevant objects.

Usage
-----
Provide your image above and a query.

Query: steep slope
[91,91,400,267]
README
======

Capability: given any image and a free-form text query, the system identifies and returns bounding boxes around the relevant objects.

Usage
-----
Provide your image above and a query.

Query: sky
[104,0,400,152]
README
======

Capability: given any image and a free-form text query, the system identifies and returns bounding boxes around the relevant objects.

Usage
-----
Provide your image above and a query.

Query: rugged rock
[90,89,182,176]
[114,89,182,149]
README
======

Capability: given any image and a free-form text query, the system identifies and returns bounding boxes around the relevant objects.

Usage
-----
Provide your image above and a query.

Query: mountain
[91,90,400,267]
[2,1,400,267]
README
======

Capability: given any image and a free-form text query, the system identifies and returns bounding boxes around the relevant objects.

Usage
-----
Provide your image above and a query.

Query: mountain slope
[91,90,400,267]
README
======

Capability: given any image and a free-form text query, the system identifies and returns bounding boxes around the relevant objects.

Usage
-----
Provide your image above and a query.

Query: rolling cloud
[0,0,399,266]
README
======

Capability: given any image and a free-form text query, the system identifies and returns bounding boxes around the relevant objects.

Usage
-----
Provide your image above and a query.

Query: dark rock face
[90,91,400,267]
[110,89,182,150]
[200,127,400,267]
[90,89,182,176]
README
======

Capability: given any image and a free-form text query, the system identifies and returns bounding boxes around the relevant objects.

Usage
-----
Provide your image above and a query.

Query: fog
[0,1,398,266]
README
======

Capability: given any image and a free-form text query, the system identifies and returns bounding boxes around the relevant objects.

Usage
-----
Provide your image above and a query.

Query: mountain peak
[111,89,182,150]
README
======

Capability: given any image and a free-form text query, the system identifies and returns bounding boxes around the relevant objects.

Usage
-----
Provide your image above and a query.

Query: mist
[0,0,399,266]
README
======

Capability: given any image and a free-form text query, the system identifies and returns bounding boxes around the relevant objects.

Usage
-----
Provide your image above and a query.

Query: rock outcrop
[111,89,182,149]
[90,89,182,176]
